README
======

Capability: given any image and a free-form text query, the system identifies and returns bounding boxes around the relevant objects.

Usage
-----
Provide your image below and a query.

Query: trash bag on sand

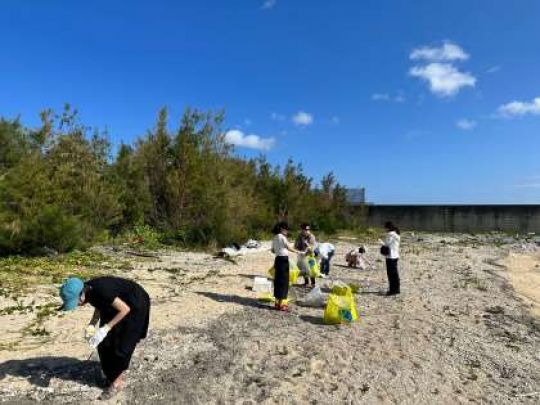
[257,292,275,302]
[323,282,358,325]
[257,293,289,305]
[302,286,326,307]
[268,265,300,286]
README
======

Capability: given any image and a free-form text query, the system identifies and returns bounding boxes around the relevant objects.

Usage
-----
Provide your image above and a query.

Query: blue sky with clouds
[2,0,540,203]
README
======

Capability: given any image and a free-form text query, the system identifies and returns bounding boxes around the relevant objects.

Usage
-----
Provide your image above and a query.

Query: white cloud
[456,119,477,131]
[262,0,277,10]
[270,112,286,121]
[497,97,540,118]
[409,62,476,97]
[410,42,469,62]
[224,129,275,151]
[372,92,406,103]
[486,65,501,74]
[395,93,406,103]
[372,93,390,101]
[292,111,314,126]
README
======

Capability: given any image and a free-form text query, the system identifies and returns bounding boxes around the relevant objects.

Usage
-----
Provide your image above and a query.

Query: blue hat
[59,277,84,311]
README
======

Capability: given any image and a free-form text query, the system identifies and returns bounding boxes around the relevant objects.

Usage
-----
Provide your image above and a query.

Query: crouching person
[59,276,150,399]
[346,246,368,269]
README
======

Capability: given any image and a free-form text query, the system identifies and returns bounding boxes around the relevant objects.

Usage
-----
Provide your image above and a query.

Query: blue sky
[2,0,540,203]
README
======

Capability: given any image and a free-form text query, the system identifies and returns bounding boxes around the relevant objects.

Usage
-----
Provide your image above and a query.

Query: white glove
[88,325,110,349]
[84,325,96,339]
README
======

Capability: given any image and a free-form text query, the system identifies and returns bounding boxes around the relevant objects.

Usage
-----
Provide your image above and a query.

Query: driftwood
[126,250,160,258]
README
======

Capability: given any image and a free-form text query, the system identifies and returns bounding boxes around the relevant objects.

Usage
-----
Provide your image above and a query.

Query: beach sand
[503,252,540,318]
[1,235,539,404]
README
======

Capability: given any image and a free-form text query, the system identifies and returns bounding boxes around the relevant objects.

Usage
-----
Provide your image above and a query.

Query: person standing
[294,223,317,288]
[59,276,150,399]
[381,221,401,296]
[318,242,335,278]
[271,221,302,311]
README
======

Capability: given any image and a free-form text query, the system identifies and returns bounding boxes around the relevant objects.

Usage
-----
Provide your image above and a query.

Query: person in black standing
[380,221,401,296]
[59,276,150,399]
[271,221,302,311]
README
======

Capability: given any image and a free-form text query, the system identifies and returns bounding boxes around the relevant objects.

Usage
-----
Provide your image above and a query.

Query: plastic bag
[268,265,299,286]
[257,292,275,302]
[306,253,320,278]
[253,277,273,293]
[323,282,358,325]
[257,293,289,305]
[302,286,327,307]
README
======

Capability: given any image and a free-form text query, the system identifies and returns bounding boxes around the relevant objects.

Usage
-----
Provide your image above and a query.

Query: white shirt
[272,233,289,257]
[318,243,335,260]
[384,231,400,259]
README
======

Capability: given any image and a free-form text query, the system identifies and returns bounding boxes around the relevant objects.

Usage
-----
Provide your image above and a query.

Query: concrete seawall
[363,205,540,233]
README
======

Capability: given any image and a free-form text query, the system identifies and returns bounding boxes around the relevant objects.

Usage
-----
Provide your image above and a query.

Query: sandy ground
[503,253,540,318]
[0,235,539,404]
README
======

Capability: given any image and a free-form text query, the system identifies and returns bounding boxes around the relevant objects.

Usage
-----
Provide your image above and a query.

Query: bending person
[59,276,150,398]
[318,242,335,278]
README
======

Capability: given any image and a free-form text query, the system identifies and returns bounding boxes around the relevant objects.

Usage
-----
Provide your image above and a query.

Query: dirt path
[1,236,540,404]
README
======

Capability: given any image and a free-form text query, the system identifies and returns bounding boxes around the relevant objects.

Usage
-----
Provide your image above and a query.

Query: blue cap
[59,277,84,311]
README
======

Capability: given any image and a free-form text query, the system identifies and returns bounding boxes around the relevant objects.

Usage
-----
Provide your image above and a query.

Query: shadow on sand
[195,291,274,311]
[299,315,327,325]
[0,356,103,388]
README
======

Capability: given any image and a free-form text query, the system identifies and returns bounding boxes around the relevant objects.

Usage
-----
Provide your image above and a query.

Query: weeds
[454,276,488,291]
[0,250,133,293]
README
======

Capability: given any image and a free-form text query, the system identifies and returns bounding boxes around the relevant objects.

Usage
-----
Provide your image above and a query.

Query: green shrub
[0,206,84,255]
[23,206,85,253]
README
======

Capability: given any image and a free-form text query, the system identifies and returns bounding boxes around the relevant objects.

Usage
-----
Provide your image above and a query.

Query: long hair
[384,221,400,235]
[272,221,290,235]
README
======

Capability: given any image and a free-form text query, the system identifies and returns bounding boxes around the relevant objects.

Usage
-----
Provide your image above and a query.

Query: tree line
[0,105,355,255]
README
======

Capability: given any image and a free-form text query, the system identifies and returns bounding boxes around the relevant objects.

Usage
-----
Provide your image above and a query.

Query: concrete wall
[364,205,540,233]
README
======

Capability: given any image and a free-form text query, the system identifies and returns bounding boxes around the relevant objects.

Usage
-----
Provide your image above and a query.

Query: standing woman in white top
[271,221,302,311]
[381,221,401,296]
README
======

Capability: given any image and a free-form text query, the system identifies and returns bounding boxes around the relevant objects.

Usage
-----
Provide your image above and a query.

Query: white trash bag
[253,277,272,293]
[302,286,327,307]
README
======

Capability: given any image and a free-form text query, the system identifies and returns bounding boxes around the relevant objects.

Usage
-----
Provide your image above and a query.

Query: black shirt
[85,276,147,317]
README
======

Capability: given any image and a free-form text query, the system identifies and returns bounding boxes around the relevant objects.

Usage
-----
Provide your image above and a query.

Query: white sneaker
[321,274,328,279]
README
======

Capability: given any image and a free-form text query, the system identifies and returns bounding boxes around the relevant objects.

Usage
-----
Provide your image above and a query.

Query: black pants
[385,258,400,294]
[98,291,150,382]
[273,256,289,300]
[303,276,316,286]
[321,251,334,275]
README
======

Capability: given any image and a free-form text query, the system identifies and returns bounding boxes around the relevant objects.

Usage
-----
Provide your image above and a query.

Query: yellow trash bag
[323,282,358,325]
[257,292,275,302]
[268,265,300,286]
[306,253,320,278]
[257,293,290,305]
